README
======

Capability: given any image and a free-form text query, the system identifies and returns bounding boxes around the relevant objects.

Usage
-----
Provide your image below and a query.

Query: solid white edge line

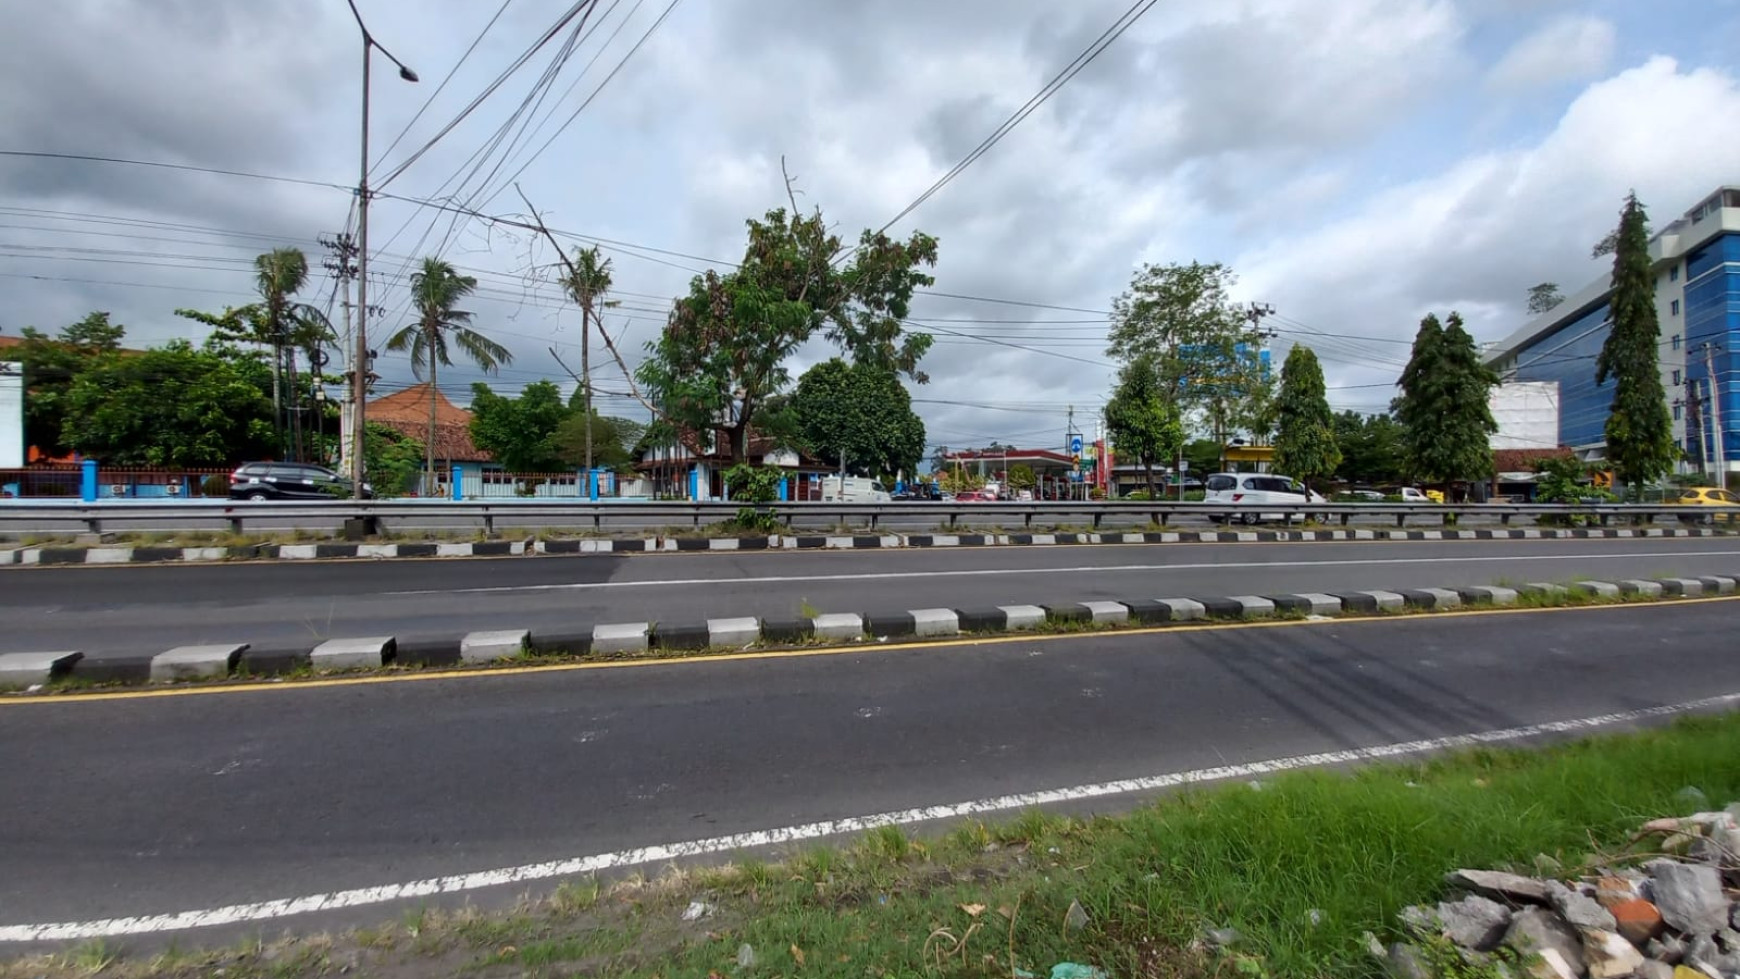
[384,548,1740,597]
[4,691,1737,942]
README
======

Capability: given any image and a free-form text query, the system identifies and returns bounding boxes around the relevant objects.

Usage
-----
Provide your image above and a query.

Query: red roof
[941,448,1075,465]
[366,383,492,462]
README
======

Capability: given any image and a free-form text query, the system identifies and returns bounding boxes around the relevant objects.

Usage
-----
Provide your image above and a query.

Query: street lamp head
[398,65,419,83]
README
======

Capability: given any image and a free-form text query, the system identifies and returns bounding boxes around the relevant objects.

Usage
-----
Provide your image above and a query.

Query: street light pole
[345,0,417,499]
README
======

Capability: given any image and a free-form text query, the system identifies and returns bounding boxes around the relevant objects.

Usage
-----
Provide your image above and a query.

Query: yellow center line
[5,595,1735,707]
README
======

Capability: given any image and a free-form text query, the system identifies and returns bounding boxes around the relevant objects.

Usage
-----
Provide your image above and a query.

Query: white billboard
[1489,381,1560,452]
[0,362,21,469]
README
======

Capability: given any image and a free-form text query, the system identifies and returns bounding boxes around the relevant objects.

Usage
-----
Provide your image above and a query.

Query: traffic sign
[1069,434,1083,458]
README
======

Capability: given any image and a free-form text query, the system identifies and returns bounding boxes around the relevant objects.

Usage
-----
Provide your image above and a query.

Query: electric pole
[1699,342,1727,487]
[321,232,359,472]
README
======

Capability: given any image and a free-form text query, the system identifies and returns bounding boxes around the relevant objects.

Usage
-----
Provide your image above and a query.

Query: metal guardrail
[0,499,1735,536]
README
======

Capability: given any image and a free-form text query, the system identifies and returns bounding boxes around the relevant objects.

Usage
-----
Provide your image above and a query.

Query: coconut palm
[563,246,614,476]
[252,248,335,460]
[387,257,513,493]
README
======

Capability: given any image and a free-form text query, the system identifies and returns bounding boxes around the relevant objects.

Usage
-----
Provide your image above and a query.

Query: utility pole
[1683,377,1705,475]
[343,0,418,499]
[1700,342,1727,487]
[321,232,358,472]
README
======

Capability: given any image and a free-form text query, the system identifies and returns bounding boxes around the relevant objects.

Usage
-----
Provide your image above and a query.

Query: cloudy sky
[3,0,1739,455]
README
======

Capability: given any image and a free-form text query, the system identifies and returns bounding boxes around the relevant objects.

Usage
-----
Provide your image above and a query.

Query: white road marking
[4,691,1735,942]
[387,549,1740,596]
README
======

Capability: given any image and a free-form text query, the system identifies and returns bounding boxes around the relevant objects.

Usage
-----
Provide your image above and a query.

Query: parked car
[954,490,995,502]
[1396,486,1444,504]
[1676,486,1739,523]
[1346,487,1385,502]
[1203,473,1325,525]
[229,462,372,501]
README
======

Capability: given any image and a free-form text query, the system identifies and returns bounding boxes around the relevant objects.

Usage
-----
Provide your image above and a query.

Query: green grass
[6,715,1736,979]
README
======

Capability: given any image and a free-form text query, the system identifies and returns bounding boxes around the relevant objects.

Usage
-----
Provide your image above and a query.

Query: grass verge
[4,713,1736,979]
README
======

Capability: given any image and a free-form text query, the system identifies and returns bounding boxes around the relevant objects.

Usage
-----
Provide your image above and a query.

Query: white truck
[820,475,892,503]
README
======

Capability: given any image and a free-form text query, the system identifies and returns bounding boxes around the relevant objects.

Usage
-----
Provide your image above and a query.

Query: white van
[821,475,892,503]
[1203,473,1325,525]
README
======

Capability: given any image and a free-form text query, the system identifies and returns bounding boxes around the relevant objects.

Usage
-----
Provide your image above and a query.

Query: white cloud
[1486,15,1617,93]
[1240,56,1740,403]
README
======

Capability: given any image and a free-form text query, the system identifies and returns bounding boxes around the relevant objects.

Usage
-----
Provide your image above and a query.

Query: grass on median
[5,712,1738,979]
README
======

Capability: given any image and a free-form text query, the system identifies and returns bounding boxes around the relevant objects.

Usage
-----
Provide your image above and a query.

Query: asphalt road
[4,537,1740,657]
[2,601,1738,939]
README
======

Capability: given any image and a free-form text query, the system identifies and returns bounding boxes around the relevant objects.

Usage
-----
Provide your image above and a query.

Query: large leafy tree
[787,358,926,478]
[10,312,127,458]
[387,257,513,492]
[61,340,277,467]
[1595,193,1677,497]
[1272,345,1341,487]
[175,248,332,460]
[1333,411,1406,485]
[554,411,645,473]
[636,205,937,464]
[1106,261,1266,451]
[1394,312,1497,484]
[468,381,570,473]
[1104,352,1184,500]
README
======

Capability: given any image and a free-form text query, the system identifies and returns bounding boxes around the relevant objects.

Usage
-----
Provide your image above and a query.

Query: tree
[1333,411,1405,485]
[1106,262,1266,455]
[175,248,332,460]
[10,313,127,458]
[1005,464,1036,492]
[554,411,645,473]
[1271,345,1341,488]
[61,340,277,467]
[468,380,570,473]
[1104,353,1184,499]
[363,423,425,497]
[1526,282,1564,316]
[1182,438,1222,477]
[636,203,937,465]
[787,358,926,478]
[387,257,513,492]
[562,245,614,475]
[1595,193,1677,497]
[1394,312,1497,484]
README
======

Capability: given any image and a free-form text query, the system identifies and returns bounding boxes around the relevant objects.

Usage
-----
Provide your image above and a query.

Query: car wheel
[247,491,270,501]
[1240,512,1260,526]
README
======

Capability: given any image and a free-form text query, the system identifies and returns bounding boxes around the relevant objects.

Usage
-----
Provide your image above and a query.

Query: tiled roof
[366,383,492,462]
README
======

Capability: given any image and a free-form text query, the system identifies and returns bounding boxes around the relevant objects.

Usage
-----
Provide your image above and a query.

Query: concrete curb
[6,573,1736,692]
[0,525,1733,567]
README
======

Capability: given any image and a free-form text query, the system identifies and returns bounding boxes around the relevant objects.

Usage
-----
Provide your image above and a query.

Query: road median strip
[0,525,1734,566]
[2,574,1736,697]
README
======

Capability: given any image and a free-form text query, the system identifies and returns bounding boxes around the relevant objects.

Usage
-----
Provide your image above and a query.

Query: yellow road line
[5,595,1735,707]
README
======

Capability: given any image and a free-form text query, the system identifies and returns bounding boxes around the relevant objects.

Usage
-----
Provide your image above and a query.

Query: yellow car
[1677,486,1739,523]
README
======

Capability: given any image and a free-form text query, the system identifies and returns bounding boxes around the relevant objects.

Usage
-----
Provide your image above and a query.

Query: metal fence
[0,498,1733,537]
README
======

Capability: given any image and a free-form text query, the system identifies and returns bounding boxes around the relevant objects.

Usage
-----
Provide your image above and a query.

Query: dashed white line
[4,691,1735,942]
[387,549,1740,596]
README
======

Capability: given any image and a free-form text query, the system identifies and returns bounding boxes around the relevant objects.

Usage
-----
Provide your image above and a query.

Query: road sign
[1069,434,1083,458]
[1180,460,1190,472]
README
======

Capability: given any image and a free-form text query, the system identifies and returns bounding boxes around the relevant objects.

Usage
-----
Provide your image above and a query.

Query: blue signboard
[1069,434,1083,458]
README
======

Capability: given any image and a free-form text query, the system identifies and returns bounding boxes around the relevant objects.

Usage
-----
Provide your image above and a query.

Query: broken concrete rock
[1450,868,1554,906]
[1548,879,1618,932]
[1649,860,1729,935]
[1584,929,1646,979]
[1385,943,1434,979]
[1505,908,1588,977]
[1611,898,1667,946]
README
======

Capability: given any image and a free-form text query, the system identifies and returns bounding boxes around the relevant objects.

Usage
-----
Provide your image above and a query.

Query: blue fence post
[778,477,789,502]
[451,464,465,501]
[79,459,98,502]
[588,468,598,501]
[689,466,700,501]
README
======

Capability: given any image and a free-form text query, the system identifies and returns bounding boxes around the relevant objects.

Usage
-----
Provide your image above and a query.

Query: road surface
[2,537,1739,657]
[1,601,1736,941]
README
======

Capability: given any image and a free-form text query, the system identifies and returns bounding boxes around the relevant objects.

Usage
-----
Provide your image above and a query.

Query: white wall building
[1488,381,1561,452]
[0,362,22,470]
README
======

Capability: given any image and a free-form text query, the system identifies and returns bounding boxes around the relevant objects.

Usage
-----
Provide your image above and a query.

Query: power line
[874,0,1160,234]
[371,0,517,177]
[0,150,348,191]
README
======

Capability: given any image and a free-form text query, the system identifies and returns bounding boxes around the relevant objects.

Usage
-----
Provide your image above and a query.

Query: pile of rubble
[1379,806,1740,979]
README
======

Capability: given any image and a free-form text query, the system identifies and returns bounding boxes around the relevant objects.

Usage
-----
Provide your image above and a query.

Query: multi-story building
[1484,186,1740,480]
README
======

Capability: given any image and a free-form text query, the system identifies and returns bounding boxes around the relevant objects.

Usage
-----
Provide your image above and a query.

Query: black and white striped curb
[3,574,1734,690]
[1,525,1733,566]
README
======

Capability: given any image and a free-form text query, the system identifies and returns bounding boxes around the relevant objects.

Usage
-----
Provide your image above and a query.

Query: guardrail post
[229,511,244,536]
[1501,513,1512,526]
[1092,511,1103,530]
[79,459,98,503]
[483,510,495,538]
[1396,512,1406,528]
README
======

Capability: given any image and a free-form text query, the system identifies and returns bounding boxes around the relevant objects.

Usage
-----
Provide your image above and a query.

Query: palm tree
[387,257,513,493]
[254,248,339,460]
[563,246,613,477]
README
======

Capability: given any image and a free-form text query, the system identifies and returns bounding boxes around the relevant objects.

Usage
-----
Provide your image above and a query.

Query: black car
[228,462,373,500]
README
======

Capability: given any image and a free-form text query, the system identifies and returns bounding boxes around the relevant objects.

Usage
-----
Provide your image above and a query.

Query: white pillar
[0,362,22,469]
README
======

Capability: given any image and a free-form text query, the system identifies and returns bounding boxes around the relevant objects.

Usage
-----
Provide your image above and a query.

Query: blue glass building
[1486,187,1740,479]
